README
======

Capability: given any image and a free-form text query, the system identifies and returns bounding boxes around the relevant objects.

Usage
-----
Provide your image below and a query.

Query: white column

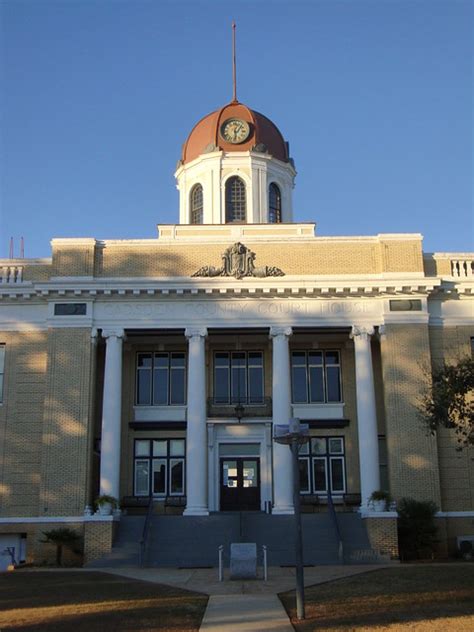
[270,326,294,515]
[99,329,125,499]
[184,327,209,516]
[351,325,380,509]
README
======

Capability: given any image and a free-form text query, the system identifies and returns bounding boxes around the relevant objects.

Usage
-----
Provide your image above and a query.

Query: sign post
[274,418,309,620]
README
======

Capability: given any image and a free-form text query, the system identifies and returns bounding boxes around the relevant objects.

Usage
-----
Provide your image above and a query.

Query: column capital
[102,328,125,341]
[185,327,208,340]
[350,325,374,341]
[269,326,293,339]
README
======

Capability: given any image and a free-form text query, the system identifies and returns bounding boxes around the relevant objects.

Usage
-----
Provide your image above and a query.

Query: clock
[220,118,250,144]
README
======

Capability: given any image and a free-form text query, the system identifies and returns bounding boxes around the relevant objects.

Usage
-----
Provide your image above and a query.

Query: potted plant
[94,495,118,516]
[369,490,391,512]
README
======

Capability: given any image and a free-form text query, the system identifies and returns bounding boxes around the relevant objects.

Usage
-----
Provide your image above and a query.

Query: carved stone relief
[192,242,285,279]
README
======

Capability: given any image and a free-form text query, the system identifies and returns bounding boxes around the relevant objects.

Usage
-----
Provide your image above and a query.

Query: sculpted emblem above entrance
[192,242,285,280]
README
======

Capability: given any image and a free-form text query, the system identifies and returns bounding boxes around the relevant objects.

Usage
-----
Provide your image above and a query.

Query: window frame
[213,350,264,404]
[299,436,346,495]
[190,183,204,224]
[291,350,342,404]
[225,176,247,223]
[135,352,187,406]
[133,438,186,497]
[269,182,282,223]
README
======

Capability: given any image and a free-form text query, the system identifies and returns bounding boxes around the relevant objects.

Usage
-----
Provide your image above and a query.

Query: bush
[397,498,438,561]
[41,527,81,566]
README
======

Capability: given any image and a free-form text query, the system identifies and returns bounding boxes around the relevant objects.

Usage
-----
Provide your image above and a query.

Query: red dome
[181,101,290,165]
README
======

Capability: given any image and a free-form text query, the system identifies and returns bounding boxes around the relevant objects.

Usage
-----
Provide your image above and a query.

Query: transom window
[269,183,282,223]
[214,351,264,404]
[0,344,5,403]
[291,350,342,403]
[299,437,346,495]
[136,352,186,406]
[225,176,246,223]
[190,183,203,224]
[134,438,185,497]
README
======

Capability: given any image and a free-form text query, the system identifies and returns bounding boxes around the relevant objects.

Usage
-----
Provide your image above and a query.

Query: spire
[232,21,238,102]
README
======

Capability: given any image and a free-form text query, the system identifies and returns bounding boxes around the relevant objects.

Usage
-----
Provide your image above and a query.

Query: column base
[272,505,295,515]
[183,507,209,517]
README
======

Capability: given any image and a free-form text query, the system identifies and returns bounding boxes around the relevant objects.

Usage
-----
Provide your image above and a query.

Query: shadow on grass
[279,566,474,631]
[0,571,208,632]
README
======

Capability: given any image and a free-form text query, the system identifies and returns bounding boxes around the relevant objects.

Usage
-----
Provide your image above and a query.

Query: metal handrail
[327,489,344,563]
[139,495,154,567]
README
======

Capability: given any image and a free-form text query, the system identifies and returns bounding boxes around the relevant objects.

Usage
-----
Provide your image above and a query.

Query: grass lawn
[280,565,474,631]
[0,570,208,631]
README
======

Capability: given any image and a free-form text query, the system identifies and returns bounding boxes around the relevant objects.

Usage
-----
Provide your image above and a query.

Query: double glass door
[220,458,260,511]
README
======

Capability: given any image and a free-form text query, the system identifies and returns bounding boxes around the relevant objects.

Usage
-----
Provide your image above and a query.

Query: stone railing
[450,258,474,278]
[0,265,24,284]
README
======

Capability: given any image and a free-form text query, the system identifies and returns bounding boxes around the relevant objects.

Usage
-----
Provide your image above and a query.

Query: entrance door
[220,458,260,511]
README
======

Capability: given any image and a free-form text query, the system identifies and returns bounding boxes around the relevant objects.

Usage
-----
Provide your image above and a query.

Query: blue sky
[0,0,472,259]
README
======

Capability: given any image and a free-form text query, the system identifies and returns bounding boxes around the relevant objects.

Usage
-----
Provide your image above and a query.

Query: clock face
[220,118,250,144]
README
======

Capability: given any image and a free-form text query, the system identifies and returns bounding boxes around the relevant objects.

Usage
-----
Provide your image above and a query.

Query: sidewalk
[104,565,385,632]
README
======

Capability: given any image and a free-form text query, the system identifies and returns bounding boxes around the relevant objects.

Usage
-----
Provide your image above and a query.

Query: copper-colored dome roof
[181,101,289,165]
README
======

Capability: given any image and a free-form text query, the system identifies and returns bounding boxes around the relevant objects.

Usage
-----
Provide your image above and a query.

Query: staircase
[87,511,382,568]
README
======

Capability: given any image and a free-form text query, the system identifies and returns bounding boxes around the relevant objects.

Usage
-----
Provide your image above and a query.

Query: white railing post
[218,545,224,581]
[262,545,268,581]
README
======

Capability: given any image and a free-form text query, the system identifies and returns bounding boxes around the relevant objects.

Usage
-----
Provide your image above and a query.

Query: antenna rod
[232,21,237,102]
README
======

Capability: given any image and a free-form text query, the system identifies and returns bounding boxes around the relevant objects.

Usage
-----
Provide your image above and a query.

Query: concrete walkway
[103,565,385,632]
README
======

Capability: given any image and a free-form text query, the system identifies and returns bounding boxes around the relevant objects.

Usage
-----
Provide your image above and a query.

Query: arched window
[269,183,282,223]
[190,184,203,224]
[225,176,246,223]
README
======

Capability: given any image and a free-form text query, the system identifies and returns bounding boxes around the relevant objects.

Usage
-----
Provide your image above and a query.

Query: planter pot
[98,502,112,516]
[372,500,387,512]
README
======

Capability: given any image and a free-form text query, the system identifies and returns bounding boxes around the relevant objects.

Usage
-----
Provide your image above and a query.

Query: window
[225,176,246,223]
[134,438,185,496]
[190,184,203,224]
[299,437,346,495]
[214,351,264,404]
[54,303,87,316]
[291,350,342,403]
[0,344,4,403]
[269,183,282,223]
[136,352,186,406]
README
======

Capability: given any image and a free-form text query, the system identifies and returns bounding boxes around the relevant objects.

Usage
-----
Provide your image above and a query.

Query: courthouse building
[0,97,473,566]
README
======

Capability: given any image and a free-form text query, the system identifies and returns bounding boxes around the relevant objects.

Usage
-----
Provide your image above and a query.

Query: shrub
[41,527,81,566]
[397,498,438,561]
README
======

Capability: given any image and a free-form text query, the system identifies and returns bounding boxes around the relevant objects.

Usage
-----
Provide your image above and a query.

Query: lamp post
[274,417,309,620]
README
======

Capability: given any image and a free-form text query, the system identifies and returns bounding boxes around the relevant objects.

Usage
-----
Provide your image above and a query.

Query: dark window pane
[311,438,326,455]
[330,458,344,492]
[248,367,264,403]
[170,460,184,494]
[299,459,310,493]
[135,460,149,496]
[215,367,230,403]
[313,459,327,492]
[137,370,152,405]
[248,352,263,366]
[292,366,308,403]
[153,461,166,495]
[308,351,323,365]
[329,438,343,455]
[309,366,324,402]
[291,351,306,366]
[325,351,340,365]
[225,176,246,223]
[138,354,152,368]
[190,184,203,225]
[154,354,168,368]
[231,366,246,403]
[170,368,185,404]
[171,353,185,368]
[215,353,229,367]
[326,366,341,402]
[269,183,282,224]
[153,368,168,405]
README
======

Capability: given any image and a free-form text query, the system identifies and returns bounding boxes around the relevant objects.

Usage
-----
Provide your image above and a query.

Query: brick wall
[83,520,114,564]
[364,516,399,559]
[0,331,48,517]
[380,324,441,505]
[39,328,94,516]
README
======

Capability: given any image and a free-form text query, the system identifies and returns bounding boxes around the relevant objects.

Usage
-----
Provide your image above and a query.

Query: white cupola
[174,100,296,225]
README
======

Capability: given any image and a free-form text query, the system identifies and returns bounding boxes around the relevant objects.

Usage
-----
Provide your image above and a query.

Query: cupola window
[269,183,282,223]
[225,176,246,223]
[190,184,203,224]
